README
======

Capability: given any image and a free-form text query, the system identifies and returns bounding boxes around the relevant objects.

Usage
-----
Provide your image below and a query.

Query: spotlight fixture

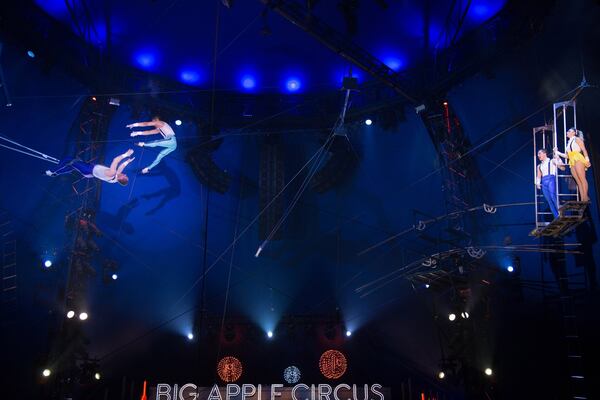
[27,50,35,58]
[424,283,430,289]
[267,330,273,338]
[365,119,373,126]
[91,97,97,102]
[506,265,514,272]
[448,313,456,321]
[438,371,445,379]
[79,312,89,321]
[461,312,470,319]
[484,367,493,376]
[44,260,52,268]
[42,369,51,377]
[345,330,352,337]
[66,310,75,319]
[111,274,118,280]
[94,372,101,380]
[175,119,182,126]
[187,333,194,340]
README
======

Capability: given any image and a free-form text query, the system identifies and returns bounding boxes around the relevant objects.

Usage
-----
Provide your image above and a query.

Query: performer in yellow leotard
[554,128,591,202]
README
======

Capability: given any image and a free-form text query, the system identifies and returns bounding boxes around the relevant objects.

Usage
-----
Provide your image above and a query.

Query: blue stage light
[187,332,194,340]
[506,265,514,273]
[27,50,36,58]
[111,274,118,280]
[44,260,52,268]
[241,75,256,90]
[365,119,373,126]
[175,119,182,126]
[267,330,273,338]
[180,69,201,84]
[286,78,301,92]
[134,52,156,69]
[383,57,405,71]
[283,366,301,384]
[346,330,352,337]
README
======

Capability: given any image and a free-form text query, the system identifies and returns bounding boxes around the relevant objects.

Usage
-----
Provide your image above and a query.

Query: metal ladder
[1,211,17,325]
[531,101,587,237]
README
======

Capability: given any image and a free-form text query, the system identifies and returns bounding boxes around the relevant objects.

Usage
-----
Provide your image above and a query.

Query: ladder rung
[570,375,585,379]
[568,355,582,358]
[2,275,16,280]
[566,335,579,338]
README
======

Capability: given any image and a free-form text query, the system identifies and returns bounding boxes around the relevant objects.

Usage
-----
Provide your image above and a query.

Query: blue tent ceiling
[34,0,506,92]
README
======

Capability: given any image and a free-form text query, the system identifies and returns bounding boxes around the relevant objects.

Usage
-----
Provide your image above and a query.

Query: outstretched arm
[553,147,567,159]
[553,156,566,171]
[109,149,134,173]
[127,121,164,128]
[116,157,135,174]
[131,128,161,137]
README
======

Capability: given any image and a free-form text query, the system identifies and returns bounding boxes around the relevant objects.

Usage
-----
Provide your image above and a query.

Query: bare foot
[125,149,134,156]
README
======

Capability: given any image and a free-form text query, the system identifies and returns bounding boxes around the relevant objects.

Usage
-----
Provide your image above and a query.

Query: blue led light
[286,78,301,92]
[27,50,36,58]
[283,366,301,384]
[180,69,201,84]
[134,52,157,69]
[507,265,514,273]
[241,75,256,90]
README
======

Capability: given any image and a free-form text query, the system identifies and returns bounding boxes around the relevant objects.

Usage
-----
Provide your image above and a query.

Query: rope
[0,135,59,164]
[168,131,342,310]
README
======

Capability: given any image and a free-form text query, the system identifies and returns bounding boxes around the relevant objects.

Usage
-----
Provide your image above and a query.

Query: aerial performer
[46,149,135,185]
[535,148,565,218]
[127,116,177,174]
[554,128,592,203]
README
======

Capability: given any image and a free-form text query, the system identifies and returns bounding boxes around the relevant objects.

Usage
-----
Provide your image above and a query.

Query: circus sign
[151,384,388,400]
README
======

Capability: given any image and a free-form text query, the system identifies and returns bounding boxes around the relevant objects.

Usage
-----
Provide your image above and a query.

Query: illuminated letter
[333,384,350,400]
[370,384,384,400]
[271,384,284,400]
[352,385,367,400]
[208,384,223,400]
[180,384,198,400]
[157,384,172,400]
[318,384,333,400]
[242,384,257,400]
[227,384,241,400]
[292,384,309,400]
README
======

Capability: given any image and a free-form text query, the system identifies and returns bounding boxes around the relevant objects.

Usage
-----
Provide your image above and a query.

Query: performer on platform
[46,149,134,185]
[127,116,177,174]
[554,128,591,202]
[535,149,564,218]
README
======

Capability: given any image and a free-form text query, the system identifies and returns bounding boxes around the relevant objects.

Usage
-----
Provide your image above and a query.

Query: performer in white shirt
[46,149,134,186]
[128,116,177,174]
[535,149,565,218]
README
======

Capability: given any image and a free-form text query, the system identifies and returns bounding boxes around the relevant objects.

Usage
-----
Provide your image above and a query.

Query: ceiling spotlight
[42,369,51,377]
[27,50,36,58]
[44,260,52,268]
[506,265,514,272]
[187,333,194,340]
[66,310,75,319]
[448,313,456,321]
[438,371,445,379]
[443,101,448,106]
[365,119,373,126]
[94,372,101,380]
[91,97,97,102]
[267,330,273,338]
[345,330,352,337]
[461,312,470,319]
[484,367,493,376]
[424,283,430,289]
[111,274,118,280]
[79,312,89,321]
[175,119,182,126]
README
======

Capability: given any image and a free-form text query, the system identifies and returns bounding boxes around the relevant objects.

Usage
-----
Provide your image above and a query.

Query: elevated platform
[530,201,588,238]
